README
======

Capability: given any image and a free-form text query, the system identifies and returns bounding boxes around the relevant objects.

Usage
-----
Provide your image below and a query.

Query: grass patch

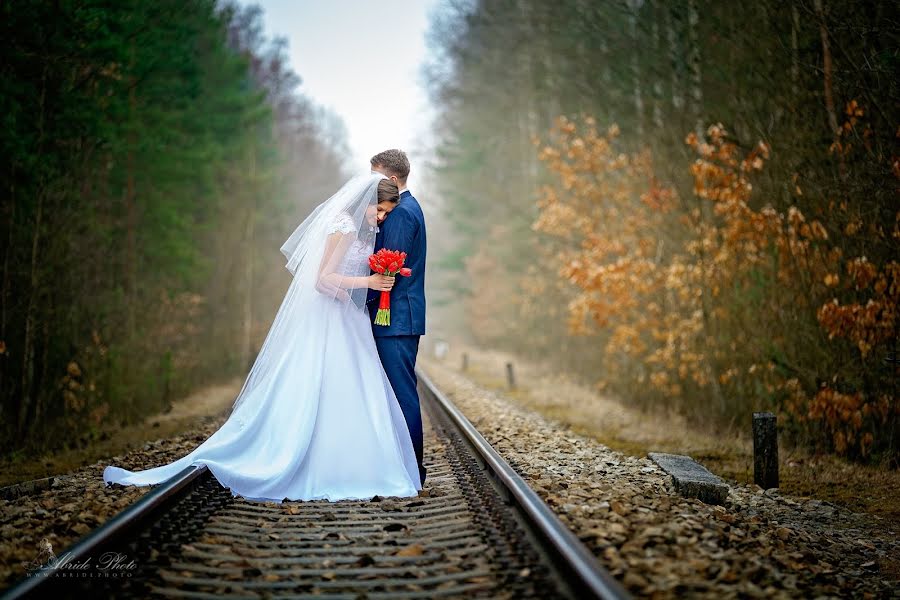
[433,353,899,528]
[0,378,240,489]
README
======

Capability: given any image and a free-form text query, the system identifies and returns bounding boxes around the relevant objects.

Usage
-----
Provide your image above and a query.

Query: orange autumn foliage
[531,113,898,461]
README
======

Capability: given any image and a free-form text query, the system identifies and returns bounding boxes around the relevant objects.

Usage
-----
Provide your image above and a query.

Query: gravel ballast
[2,364,898,598]
[421,359,899,598]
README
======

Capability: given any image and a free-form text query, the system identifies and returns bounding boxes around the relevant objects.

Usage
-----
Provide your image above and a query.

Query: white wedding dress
[104,174,421,502]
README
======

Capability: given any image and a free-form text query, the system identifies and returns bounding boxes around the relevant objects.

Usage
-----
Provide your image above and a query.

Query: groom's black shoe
[419,465,427,485]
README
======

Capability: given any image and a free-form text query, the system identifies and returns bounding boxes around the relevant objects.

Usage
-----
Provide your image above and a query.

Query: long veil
[103,171,421,499]
[228,172,386,426]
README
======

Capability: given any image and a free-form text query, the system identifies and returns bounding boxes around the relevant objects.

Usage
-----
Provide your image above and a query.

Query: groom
[367,149,428,485]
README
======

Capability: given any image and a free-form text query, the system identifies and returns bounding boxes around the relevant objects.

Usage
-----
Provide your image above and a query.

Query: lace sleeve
[327,211,356,235]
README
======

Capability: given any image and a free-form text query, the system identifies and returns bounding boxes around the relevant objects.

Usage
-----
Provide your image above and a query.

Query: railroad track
[2,368,628,599]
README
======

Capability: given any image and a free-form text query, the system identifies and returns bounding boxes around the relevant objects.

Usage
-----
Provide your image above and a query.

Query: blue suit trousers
[375,335,426,484]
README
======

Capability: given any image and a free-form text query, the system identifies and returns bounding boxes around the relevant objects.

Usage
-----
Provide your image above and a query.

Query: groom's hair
[370,149,410,183]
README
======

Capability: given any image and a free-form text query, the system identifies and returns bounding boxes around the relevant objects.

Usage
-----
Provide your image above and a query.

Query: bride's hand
[368,274,395,291]
[316,277,351,302]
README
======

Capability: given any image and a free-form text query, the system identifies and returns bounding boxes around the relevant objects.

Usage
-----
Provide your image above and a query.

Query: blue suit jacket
[367,190,426,336]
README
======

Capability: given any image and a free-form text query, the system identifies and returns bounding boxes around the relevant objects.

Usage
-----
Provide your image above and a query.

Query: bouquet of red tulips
[369,248,412,326]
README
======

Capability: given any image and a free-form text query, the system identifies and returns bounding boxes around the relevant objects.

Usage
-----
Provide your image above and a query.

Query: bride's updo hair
[378,179,400,204]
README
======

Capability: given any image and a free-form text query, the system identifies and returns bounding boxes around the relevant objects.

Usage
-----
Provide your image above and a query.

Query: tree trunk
[813,0,847,180]
[517,0,539,188]
[1,175,13,405]
[241,210,254,370]
[241,149,256,370]
[687,0,704,136]
[19,193,42,435]
[791,2,801,100]
[813,0,839,136]
[652,2,664,129]
[29,310,51,435]
[599,39,615,124]
[125,40,138,340]
[628,0,645,139]
[666,4,683,111]
[19,66,48,436]
[574,0,591,108]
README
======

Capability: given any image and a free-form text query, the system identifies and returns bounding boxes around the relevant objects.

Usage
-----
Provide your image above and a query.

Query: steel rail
[417,366,631,600]
[4,370,631,599]
[1,464,208,600]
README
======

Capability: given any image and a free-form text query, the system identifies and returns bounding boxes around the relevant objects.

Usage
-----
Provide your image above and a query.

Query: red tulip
[369,248,412,326]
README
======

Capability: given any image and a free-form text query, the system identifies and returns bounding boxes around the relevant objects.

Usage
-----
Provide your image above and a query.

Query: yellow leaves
[843,218,863,236]
[839,99,864,136]
[609,324,647,356]
[649,370,670,390]
[394,544,425,557]
[533,201,588,238]
[856,339,872,356]
[834,430,848,454]
[846,256,877,290]
[809,220,829,240]
[706,122,726,142]
[817,259,897,357]
[845,99,864,118]
[569,137,585,153]
[63,389,84,412]
[860,432,875,456]
[538,145,559,161]
[718,367,739,385]
[805,385,889,457]
[832,100,869,157]
[529,114,894,462]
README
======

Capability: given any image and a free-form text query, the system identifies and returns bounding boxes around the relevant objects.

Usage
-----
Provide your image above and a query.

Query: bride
[103,173,422,502]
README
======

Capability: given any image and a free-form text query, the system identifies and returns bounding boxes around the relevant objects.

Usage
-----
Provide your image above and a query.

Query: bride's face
[366,201,396,226]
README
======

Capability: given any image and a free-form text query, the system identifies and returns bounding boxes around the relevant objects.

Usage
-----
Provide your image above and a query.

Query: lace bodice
[340,238,372,277]
[327,212,356,236]
[328,212,373,277]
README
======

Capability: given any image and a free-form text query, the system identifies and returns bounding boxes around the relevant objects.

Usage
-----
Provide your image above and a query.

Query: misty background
[1,0,896,467]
